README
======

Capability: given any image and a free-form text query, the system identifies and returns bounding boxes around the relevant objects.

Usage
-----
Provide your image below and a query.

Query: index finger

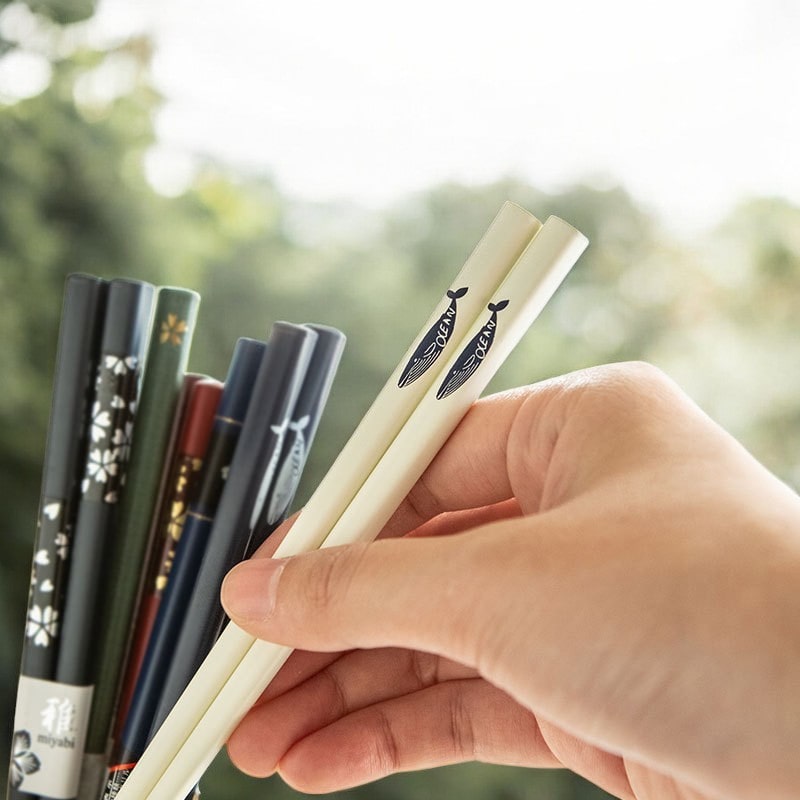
[378,385,542,538]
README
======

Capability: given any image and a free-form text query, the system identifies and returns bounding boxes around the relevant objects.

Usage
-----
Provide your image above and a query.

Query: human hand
[221,362,800,799]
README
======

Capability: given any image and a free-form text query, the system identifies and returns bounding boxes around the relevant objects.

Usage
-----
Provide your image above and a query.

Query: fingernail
[221,558,286,621]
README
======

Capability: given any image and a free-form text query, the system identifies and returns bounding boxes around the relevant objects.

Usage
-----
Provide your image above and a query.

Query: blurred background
[1,0,798,797]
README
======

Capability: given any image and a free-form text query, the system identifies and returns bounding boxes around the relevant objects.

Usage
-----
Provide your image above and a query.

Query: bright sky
[84,0,800,231]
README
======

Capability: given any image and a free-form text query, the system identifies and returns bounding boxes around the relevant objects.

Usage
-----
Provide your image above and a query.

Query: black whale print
[436,300,509,400]
[397,287,468,388]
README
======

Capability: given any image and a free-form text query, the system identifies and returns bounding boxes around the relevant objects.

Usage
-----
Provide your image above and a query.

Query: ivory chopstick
[120,214,588,800]
[115,202,541,800]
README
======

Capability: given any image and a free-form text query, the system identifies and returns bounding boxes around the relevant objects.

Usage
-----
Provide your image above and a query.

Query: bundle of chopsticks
[9,279,346,800]
[110,204,589,799]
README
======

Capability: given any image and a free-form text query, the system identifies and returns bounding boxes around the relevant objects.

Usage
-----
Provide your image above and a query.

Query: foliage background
[1,1,799,798]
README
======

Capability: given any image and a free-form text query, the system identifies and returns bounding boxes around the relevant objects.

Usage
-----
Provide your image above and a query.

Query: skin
[220,362,800,799]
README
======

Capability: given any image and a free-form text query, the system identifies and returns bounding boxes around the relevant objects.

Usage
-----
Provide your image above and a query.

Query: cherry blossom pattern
[10,730,41,789]
[104,354,138,375]
[89,400,112,443]
[87,448,119,485]
[82,353,139,503]
[111,419,134,464]
[26,604,58,647]
[26,499,67,646]
[55,531,69,560]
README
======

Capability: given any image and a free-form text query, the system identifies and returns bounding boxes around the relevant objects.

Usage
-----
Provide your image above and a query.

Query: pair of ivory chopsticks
[116,204,588,800]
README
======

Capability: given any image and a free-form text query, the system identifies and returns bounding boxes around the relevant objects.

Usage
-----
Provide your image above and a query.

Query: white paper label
[10,675,93,799]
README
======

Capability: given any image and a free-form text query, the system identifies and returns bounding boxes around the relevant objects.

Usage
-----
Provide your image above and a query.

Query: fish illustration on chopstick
[436,300,509,400]
[398,287,468,388]
[265,415,310,526]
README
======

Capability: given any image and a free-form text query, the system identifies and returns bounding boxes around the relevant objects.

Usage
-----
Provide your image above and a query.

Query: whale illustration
[436,300,509,400]
[249,417,290,528]
[265,415,310,525]
[397,287,468,388]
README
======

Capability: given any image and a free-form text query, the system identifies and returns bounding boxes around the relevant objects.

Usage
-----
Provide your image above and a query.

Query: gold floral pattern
[155,456,203,592]
[160,313,188,345]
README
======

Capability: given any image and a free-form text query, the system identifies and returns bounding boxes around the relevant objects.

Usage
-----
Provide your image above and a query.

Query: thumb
[220,523,525,669]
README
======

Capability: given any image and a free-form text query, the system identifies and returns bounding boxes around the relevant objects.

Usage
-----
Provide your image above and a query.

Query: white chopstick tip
[543,215,589,249]
[501,199,539,221]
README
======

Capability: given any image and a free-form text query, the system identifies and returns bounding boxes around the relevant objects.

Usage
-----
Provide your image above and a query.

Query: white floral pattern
[87,448,119,485]
[27,501,67,640]
[90,400,112,442]
[26,604,58,647]
[54,531,69,560]
[111,420,134,463]
[104,355,137,375]
[84,353,139,504]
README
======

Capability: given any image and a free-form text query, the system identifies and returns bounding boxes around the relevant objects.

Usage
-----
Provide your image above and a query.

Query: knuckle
[320,664,350,719]
[298,543,370,615]
[568,361,678,423]
[408,649,439,689]
[605,360,673,394]
[447,687,476,761]
[370,707,400,776]
[404,470,444,526]
[586,360,669,398]
[515,361,678,449]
